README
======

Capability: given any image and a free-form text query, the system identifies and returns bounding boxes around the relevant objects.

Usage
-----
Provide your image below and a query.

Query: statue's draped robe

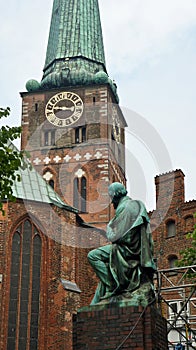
[90,196,156,305]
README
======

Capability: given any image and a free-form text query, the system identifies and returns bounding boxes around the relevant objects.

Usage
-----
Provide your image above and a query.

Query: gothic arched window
[73,177,79,209]
[73,176,87,212]
[81,176,87,212]
[7,219,42,350]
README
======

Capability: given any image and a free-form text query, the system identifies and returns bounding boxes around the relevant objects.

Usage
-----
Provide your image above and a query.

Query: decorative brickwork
[20,84,126,229]
[73,305,168,350]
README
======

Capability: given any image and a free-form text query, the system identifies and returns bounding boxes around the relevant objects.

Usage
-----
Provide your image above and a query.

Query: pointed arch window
[7,219,42,350]
[81,176,87,212]
[73,177,79,209]
[73,176,87,212]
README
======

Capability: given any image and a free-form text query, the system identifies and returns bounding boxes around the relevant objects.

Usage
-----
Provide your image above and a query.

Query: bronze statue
[88,182,156,306]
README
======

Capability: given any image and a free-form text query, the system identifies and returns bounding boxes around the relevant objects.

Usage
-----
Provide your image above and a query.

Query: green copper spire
[44,0,106,71]
[26,0,118,99]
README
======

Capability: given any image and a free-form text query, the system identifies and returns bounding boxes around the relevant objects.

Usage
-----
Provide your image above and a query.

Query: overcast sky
[1,0,196,210]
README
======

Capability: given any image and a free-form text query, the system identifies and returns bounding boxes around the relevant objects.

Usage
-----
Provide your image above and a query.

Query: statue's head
[108,182,127,208]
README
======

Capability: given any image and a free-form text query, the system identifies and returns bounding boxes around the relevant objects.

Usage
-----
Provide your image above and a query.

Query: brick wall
[73,304,168,350]
[150,169,196,270]
[149,169,196,341]
[20,84,126,229]
[155,169,185,210]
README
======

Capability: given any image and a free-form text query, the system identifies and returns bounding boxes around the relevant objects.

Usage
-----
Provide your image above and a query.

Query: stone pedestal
[73,304,168,350]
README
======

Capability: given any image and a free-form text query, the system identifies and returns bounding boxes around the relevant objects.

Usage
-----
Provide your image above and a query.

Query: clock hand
[54,106,75,112]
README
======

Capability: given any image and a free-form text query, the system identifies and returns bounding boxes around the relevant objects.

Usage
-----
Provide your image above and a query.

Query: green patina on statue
[88,182,156,307]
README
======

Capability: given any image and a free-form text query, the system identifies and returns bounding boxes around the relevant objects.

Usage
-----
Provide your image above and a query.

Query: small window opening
[111,131,115,141]
[75,127,86,144]
[75,128,80,144]
[168,255,178,269]
[82,127,86,142]
[51,130,55,146]
[168,255,178,275]
[166,220,176,238]
[49,180,54,189]
[44,130,55,146]
[44,132,49,146]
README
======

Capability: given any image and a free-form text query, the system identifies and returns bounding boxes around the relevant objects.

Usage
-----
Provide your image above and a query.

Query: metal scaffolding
[155,265,196,350]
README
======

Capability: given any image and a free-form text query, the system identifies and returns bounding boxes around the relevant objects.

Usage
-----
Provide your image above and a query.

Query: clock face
[45,92,83,127]
[112,106,121,143]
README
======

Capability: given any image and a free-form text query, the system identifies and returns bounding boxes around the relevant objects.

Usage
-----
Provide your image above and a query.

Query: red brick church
[0,0,195,349]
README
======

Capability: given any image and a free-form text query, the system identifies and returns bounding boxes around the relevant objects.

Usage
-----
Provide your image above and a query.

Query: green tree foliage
[0,107,30,214]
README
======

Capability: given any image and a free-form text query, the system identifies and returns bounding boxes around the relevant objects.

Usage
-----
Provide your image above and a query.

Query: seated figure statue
[88,182,156,306]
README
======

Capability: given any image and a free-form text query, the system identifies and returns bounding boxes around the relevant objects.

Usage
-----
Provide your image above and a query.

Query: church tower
[21,0,127,228]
